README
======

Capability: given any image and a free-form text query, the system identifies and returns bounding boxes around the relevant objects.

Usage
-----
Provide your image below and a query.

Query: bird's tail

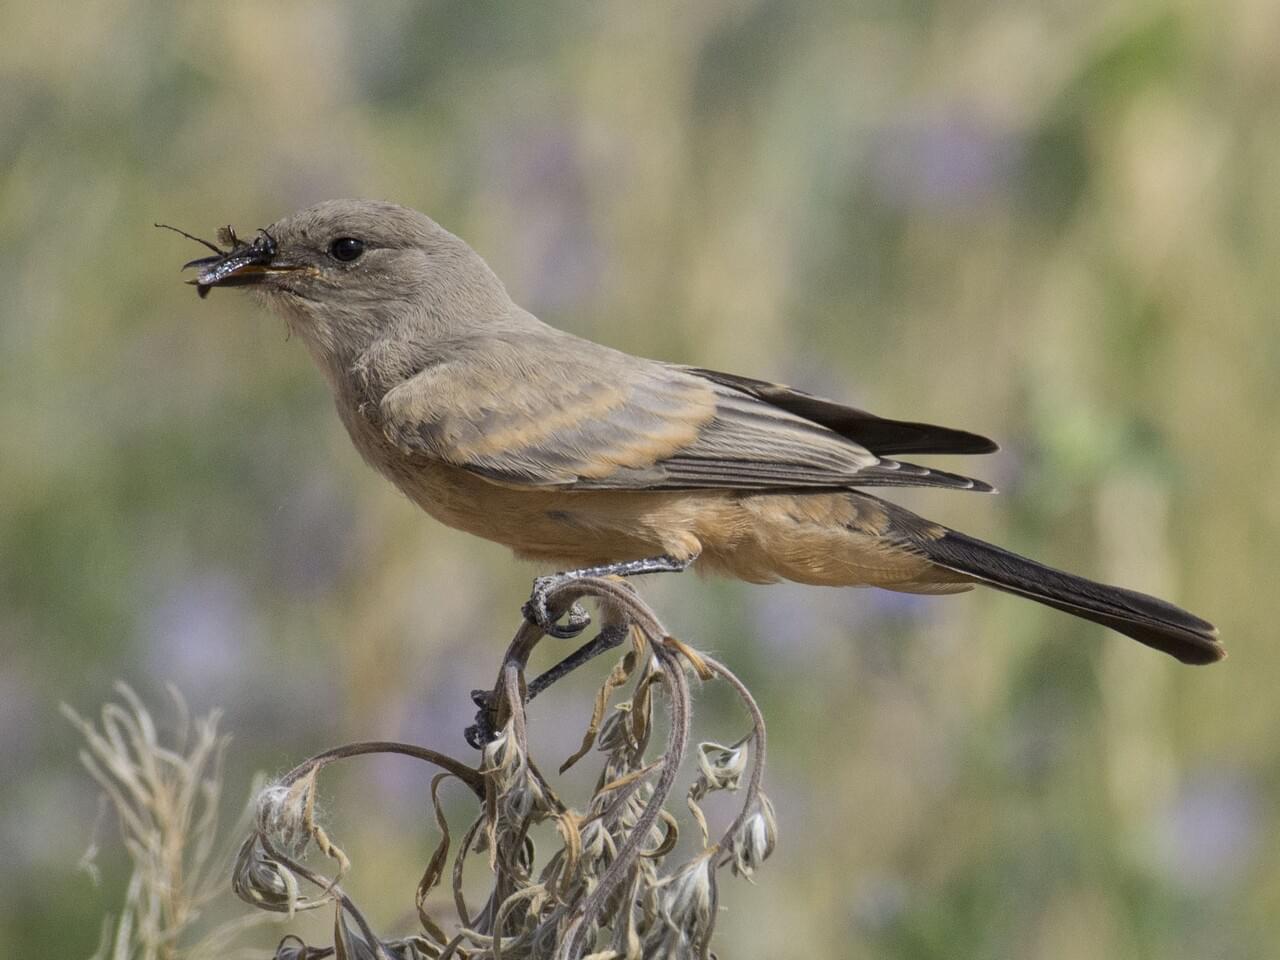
[918,528,1223,665]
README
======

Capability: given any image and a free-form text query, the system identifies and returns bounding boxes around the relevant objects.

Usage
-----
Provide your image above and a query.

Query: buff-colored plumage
[184,199,1223,665]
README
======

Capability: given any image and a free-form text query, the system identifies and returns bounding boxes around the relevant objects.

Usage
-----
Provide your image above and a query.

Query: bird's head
[169,199,510,360]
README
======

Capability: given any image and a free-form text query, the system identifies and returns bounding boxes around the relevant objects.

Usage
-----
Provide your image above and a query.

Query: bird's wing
[683,367,998,456]
[378,336,992,492]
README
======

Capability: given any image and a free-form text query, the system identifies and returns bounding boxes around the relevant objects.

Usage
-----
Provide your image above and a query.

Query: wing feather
[685,366,999,456]
[377,334,993,492]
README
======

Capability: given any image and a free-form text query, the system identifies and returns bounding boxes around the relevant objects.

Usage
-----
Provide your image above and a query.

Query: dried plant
[63,684,271,960]
[74,576,774,960]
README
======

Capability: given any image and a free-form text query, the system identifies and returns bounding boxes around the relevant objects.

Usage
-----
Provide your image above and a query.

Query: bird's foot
[463,620,634,749]
[526,621,631,701]
[522,575,592,639]
[521,554,694,639]
[465,688,500,749]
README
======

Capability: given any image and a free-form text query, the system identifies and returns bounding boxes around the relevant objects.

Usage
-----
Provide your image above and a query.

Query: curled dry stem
[221,577,776,959]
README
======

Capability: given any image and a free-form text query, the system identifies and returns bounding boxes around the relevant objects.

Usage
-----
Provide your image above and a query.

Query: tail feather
[919,529,1223,665]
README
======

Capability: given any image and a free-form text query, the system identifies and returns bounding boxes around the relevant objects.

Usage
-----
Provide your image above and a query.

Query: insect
[155,223,277,298]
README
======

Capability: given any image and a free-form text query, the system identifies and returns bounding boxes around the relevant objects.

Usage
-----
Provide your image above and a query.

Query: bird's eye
[328,237,365,262]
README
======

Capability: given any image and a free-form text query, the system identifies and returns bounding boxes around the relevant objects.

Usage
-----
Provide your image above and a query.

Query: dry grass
[63,686,272,960]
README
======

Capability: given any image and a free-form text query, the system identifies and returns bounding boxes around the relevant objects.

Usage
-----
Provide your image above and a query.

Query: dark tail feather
[920,529,1223,665]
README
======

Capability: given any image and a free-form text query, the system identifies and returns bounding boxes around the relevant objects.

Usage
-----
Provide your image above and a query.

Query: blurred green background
[4,1,1277,957]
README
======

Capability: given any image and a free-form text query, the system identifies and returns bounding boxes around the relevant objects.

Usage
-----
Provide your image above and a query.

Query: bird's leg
[466,620,633,747]
[468,555,695,747]
[526,620,631,701]
[465,619,634,747]
[522,554,694,638]
[464,698,495,750]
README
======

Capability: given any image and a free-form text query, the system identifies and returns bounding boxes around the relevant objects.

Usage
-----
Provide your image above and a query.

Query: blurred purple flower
[143,571,253,694]
[751,583,829,655]
[865,588,937,620]
[489,122,600,313]
[750,580,942,661]
[264,471,359,595]
[1151,769,1258,892]
[870,110,1021,209]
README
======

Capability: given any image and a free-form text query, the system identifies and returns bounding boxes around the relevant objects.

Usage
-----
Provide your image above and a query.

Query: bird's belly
[391,461,703,567]
[392,463,947,590]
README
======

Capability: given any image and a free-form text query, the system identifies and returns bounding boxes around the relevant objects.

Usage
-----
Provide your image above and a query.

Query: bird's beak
[182,235,301,299]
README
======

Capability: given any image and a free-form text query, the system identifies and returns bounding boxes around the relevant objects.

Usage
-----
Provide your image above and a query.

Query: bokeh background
[4,1,1278,957]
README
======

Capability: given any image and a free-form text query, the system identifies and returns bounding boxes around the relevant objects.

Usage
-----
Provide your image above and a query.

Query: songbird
[169,199,1222,673]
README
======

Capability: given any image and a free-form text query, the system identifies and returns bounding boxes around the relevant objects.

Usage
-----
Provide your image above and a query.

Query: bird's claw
[465,688,498,749]
[550,602,592,638]
[464,718,494,750]
[522,578,592,639]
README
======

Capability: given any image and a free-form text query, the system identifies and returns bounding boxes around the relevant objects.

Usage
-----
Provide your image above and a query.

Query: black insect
[156,222,278,298]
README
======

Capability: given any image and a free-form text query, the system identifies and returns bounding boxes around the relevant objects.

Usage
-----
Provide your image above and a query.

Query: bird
[168,199,1223,674]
